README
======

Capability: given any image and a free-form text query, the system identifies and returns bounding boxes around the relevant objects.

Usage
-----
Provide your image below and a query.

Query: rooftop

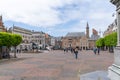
[65,32,85,37]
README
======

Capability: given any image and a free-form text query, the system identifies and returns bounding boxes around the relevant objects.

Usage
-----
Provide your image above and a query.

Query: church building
[62,22,100,50]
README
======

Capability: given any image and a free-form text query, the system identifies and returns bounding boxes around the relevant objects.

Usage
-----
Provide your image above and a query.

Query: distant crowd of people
[63,46,101,59]
[63,47,79,59]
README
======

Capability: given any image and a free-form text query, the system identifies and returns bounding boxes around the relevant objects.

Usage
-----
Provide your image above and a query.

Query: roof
[13,26,31,32]
[32,31,43,34]
[65,32,85,37]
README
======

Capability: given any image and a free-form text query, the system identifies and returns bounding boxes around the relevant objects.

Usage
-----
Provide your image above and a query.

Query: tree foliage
[95,32,117,51]
[0,32,22,59]
[104,32,117,47]
[96,38,104,47]
[12,34,22,46]
[0,32,12,47]
[11,34,22,58]
[0,32,22,47]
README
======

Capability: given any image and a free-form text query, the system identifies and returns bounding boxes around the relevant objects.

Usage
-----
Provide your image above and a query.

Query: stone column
[108,0,120,80]
[117,9,120,46]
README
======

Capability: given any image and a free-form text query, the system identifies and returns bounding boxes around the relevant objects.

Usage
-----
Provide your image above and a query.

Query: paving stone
[80,71,110,80]
[0,50,114,80]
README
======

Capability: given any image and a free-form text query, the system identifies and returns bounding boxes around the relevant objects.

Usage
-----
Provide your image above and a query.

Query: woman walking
[74,47,79,59]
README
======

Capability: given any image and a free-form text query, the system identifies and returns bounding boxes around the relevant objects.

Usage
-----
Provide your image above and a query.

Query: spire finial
[86,22,89,28]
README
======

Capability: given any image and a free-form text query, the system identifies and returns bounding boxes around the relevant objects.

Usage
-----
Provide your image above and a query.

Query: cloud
[0,0,75,27]
[0,0,92,27]
[0,0,116,37]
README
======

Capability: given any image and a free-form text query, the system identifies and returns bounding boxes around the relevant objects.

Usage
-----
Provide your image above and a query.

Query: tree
[4,33,13,58]
[104,32,117,52]
[0,32,22,59]
[104,32,117,46]
[96,38,104,47]
[0,37,3,59]
[12,34,22,58]
[0,32,13,59]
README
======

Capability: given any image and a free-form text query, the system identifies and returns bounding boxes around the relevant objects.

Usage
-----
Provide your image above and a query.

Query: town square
[0,50,114,80]
[0,0,120,80]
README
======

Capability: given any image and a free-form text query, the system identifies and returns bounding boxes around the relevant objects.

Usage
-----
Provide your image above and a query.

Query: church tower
[86,22,89,38]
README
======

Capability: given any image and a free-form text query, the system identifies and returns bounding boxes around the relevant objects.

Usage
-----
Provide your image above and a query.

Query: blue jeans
[75,53,78,59]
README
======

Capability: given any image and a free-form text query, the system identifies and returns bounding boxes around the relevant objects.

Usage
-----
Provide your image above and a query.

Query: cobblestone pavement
[0,50,114,80]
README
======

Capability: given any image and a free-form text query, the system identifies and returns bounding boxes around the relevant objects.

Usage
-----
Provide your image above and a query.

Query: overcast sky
[0,0,116,37]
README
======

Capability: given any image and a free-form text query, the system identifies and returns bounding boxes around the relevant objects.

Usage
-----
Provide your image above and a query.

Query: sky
[0,0,116,37]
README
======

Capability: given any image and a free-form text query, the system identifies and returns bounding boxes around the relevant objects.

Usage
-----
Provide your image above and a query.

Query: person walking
[74,47,79,59]
[63,48,66,54]
[70,47,74,53]
[93,47,97,55]
[97,47,100,55]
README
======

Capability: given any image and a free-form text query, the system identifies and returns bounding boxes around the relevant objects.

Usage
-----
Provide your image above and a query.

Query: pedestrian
[74,47,79,59]
[17,49,19,53]
[66,48,68,52]
[70,47,73,53]
[97,47,100,55]
[63,48,66,53]
[93,47,97,55]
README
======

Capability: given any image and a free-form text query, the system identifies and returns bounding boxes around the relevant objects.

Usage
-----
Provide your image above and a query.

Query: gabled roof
[65,32,85,37]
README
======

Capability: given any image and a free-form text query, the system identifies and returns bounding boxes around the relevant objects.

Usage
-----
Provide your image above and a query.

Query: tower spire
[87,22,89,28]
[86,22,89,38]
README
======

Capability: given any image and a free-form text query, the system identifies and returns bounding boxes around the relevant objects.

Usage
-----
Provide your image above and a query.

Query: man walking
[97,47,100,55]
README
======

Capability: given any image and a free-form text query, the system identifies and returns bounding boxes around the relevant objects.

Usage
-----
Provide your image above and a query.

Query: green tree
[12,34,22,58]
[96,38,104,47]
[4,33,13,59]
[0,32,22,59]
[104,32,117,46]
[104,32,117,52]
[0,32,13,59]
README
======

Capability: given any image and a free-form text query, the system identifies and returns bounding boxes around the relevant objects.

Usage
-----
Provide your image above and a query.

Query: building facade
[11,26,32,51]
[103,19,117,37]
[88,28,100,49]
[62,32,89,50]
[0,16,6,32]
[62,23,100,50]
[45,33,51,46]
[51,37,56,46]
[9,26,49,51]
[31,31,45,49]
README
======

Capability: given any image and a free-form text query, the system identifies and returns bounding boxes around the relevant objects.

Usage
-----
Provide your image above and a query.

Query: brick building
[62,32,87,49]
[62,23,100,50]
